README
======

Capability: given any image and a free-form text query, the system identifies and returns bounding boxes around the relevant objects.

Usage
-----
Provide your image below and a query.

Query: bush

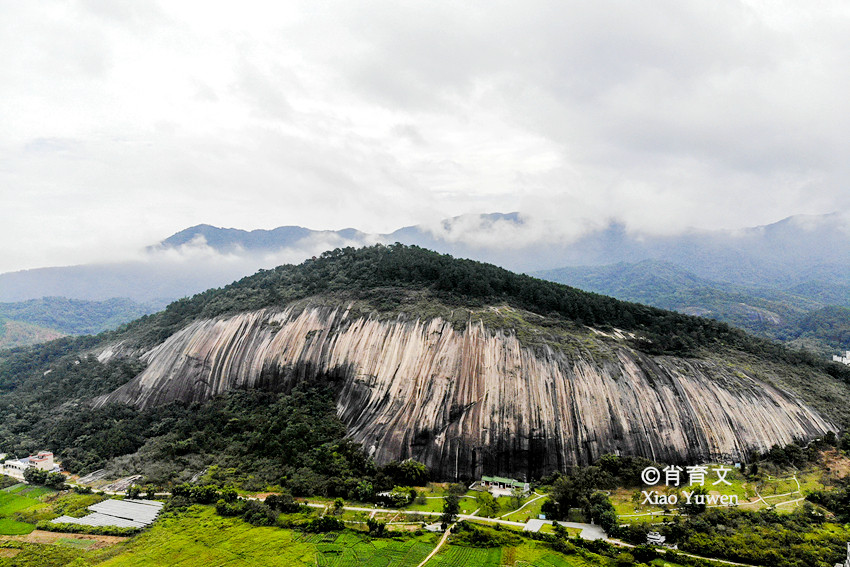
[265,491,302,513]
[375,487,413,508]
[450,521,522,548]
[241,500,277,526]
[305,515,345,533]
[215,498,244,517]
[36,521,139,537]
[366,517,386,536]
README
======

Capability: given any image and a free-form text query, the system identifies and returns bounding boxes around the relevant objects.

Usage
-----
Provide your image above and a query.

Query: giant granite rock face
[95,302,834,479]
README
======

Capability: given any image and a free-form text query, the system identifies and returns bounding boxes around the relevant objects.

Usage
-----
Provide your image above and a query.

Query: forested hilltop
[123,244,849,376]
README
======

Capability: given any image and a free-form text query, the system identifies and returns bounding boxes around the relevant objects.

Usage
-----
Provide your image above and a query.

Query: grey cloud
[1,0,848,273]
[232,57,295,121]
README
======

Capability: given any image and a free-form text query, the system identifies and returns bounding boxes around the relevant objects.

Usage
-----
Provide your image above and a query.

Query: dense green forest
[793,306,850,351]
[536,260,850,357]
[0,357,421,496]
[0,296,165,336]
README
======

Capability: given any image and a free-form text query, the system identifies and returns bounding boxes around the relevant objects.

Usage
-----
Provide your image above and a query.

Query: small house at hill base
[1,451,59,480]
[480,476,530,494]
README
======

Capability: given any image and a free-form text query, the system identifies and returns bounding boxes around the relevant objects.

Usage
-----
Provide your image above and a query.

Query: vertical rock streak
[96,304,835,478]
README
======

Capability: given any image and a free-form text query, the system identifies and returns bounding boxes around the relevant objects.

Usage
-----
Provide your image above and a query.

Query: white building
[479,476,530,495]
[29,452,55,471]
[1,451,59,480]
[833,351,850,365]
[2,458,30,479]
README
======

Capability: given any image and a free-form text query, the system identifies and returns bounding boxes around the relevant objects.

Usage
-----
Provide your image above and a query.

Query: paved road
[307,502,606,541]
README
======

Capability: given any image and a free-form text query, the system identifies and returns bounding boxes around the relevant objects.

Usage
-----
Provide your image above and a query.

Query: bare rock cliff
[95,303,835,479]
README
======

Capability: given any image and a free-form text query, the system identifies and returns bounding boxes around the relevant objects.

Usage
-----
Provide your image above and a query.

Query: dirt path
[416,521,456,567]
[0,529,129,550]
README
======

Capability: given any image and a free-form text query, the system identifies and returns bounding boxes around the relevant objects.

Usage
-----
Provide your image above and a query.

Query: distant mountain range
[534,260,850,356]
[147,212,850,287]
[0,212,848,354]
[0,297,168,350]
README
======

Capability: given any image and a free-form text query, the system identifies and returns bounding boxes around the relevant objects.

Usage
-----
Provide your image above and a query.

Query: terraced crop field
[0,484,53,535]
[310,531,434,566]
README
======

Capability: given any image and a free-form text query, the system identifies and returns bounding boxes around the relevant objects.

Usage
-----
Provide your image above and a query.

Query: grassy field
[91,505,469,567]
[0,503,637,567]
[428,545,503,566]
[0,483,56,535]
[0,497,724,567]
[91,506,319,566]
[404,485,480,514]
[501,494,547,522]
[311,531,436,566]
[504,538,687,567]
[0,484,53,514]
[0,518,35,535]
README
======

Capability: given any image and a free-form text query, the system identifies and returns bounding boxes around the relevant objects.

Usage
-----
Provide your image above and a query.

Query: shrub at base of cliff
[304,515,344,533]
[540,469,619,534]
[215,498,278,527]
[586,490,618,534]
[36,521,139,537]
[450,521,522,547]
[365,517,387,537]
[374,486,416,508]
[627,506,850,567]
[264,491,303,514]
[22,468,66,490]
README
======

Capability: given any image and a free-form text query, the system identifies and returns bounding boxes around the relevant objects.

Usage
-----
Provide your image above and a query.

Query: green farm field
[0,483,55,535]
[0,503,656,567]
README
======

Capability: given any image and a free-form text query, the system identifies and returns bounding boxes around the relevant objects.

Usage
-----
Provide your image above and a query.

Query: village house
[1,451,59,480]
[479,475,530,495]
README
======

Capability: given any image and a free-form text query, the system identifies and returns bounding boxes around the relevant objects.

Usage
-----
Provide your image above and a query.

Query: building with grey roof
[52,498,164,529]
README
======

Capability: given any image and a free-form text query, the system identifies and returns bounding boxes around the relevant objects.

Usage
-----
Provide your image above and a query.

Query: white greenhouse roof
[52,498,164,528]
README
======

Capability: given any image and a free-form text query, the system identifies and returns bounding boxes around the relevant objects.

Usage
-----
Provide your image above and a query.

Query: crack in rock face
[95,303,836,479]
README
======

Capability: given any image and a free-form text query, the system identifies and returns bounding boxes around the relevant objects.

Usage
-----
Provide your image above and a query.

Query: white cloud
[1,0,849,273]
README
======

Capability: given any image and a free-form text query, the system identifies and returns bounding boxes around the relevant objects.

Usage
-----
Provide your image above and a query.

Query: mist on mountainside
[2,212,848,301]
[1,212,848,356]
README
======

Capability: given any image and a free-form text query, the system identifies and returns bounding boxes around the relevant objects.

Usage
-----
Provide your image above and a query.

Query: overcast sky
[2,0,849,273]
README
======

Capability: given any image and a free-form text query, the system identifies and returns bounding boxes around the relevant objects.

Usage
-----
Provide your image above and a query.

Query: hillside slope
[95,300,835,479]
[0,297,167,337]
[3,245,849,481]
[535,261,850,356]
[0,318,65,349]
